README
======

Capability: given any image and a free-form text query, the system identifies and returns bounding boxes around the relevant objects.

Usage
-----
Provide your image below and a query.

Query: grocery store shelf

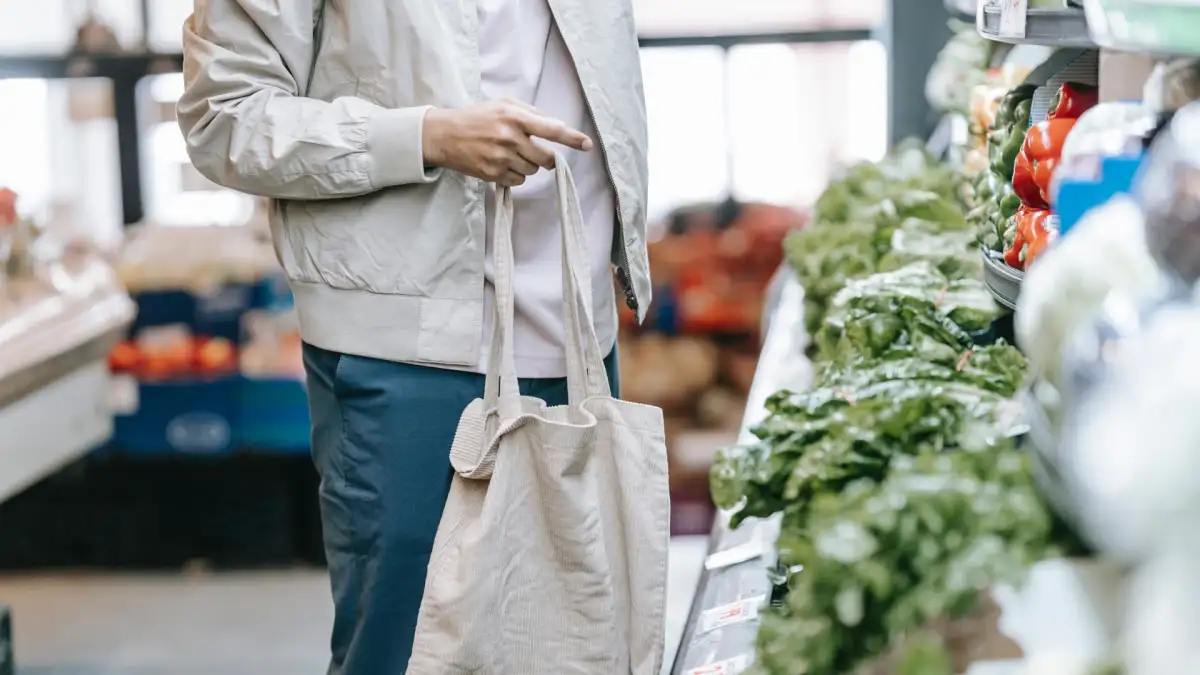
[0,52,183,80]
[670,272,808,675]
[637,28,876,49]
[1085,0,1200,56]
[978,6,1095,48]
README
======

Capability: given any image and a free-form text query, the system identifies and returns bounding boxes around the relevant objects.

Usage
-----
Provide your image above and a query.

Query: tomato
[108,341,141,373]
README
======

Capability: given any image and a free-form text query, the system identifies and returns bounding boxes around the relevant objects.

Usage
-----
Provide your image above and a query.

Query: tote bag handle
[483,156,611,420]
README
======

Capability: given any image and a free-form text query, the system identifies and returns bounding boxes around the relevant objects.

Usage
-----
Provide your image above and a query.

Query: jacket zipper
[544,5,640,314]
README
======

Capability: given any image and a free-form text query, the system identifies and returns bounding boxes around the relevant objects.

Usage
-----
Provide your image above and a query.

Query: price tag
[997,0,1028,38]
[698,595,767,634]
[107,374,140,415]
[687,654,754,675]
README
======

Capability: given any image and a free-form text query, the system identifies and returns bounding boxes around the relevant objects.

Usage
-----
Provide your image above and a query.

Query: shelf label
[687,654,754,675]
[998,0,1028,38]
[698,595,767,634]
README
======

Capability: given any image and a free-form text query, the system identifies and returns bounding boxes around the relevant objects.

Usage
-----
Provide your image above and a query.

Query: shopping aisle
[0,536,708,675]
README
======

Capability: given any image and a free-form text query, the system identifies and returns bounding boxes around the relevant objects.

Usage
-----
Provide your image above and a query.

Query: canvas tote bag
[406,159,671,675]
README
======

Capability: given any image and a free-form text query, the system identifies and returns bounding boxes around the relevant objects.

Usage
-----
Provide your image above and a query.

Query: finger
[514,137,556,171]
[516,113,593,151]
[506,154,539,177]
[500,170,527,187]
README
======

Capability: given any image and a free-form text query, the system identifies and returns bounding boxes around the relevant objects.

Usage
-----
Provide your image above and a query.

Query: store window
[641,47,729,222]
[0,80,51,209]
[635,0,884,36]
[143,74,256,227]
[643,39,887,222]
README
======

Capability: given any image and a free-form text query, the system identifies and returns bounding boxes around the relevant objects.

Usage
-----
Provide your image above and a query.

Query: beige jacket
[178,0,651,367]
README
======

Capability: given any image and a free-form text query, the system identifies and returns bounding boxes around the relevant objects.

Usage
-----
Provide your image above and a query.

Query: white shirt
[477,0,618,378]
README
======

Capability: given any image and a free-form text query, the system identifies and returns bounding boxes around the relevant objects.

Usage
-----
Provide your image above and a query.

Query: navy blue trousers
[302,344,619,675]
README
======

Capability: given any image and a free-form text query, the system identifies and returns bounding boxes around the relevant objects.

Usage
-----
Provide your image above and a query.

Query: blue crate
[111,377,241,455]
[239,377,311,453]
[651,285,680,335]
[252,273,295,312]
[129,289,195,335]
[130,283,257,343]
[194,284,255,339]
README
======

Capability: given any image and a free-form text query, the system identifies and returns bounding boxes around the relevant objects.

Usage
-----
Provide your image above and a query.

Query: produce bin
[111,377,241,455]
[239,377,311,453]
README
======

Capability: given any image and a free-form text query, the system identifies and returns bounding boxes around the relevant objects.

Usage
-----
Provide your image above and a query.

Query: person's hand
[422,100,592,187]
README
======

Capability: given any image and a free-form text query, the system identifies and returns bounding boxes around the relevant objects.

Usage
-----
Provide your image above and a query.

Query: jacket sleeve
[177,0,441,200]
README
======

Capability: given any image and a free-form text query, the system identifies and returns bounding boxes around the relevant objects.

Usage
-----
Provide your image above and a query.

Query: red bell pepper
[1011,151,1044,209]
[1015,118,1076,208]
[1003,206,1053,271]
[1047,83,1098,121]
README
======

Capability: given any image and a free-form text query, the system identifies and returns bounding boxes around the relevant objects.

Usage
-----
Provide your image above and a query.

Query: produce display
[108,331,238,380]
[973,81,1098,273]
[623,200,804,336]
[783,142,970,336]
[111,225,304,381]
[972,85,1034,254]
[710,144,1087,675]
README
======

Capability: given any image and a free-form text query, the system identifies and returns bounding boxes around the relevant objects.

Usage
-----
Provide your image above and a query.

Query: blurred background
[13,0,1189,673]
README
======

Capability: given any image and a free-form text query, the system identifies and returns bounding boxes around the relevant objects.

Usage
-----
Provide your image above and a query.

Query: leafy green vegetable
[818,343,1027,398]
[711,376,1023,527]
[716,139,1069,675]
[879,220,981,280]
[786,222,879,335]
[819,263,999,352]
[787,144,974,334]
[815,295,973,367]
[752,447,1060,675]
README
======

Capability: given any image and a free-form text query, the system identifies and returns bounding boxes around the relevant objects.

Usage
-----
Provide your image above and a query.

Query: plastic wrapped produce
[1016,195,1165,388]
[926,25,993,116]
[1136,102,1200,287]
[1053,292,1200,563]
[819,263,999,357]
[1051,102,1154,204]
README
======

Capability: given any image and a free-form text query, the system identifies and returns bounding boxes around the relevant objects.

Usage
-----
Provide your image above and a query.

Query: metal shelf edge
[978,7,1096,48]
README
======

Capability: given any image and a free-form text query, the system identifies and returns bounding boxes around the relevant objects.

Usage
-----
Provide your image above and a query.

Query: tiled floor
[0,537,709,675]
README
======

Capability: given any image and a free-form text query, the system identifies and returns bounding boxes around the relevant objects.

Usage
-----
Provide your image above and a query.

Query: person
[176,0,652,673]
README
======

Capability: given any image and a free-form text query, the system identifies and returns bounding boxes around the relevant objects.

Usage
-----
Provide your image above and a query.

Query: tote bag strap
[483,155,611,420]
[553,159,611,405]
[482,188,523,421]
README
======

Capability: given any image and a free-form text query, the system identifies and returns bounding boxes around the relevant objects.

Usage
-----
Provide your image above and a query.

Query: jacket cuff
[366,105,442,188]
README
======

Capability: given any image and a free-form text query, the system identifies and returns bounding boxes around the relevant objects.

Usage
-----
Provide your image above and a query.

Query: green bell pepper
[997,182,1022,220]
[991,99,1033,180]
[990,84,1037,132]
